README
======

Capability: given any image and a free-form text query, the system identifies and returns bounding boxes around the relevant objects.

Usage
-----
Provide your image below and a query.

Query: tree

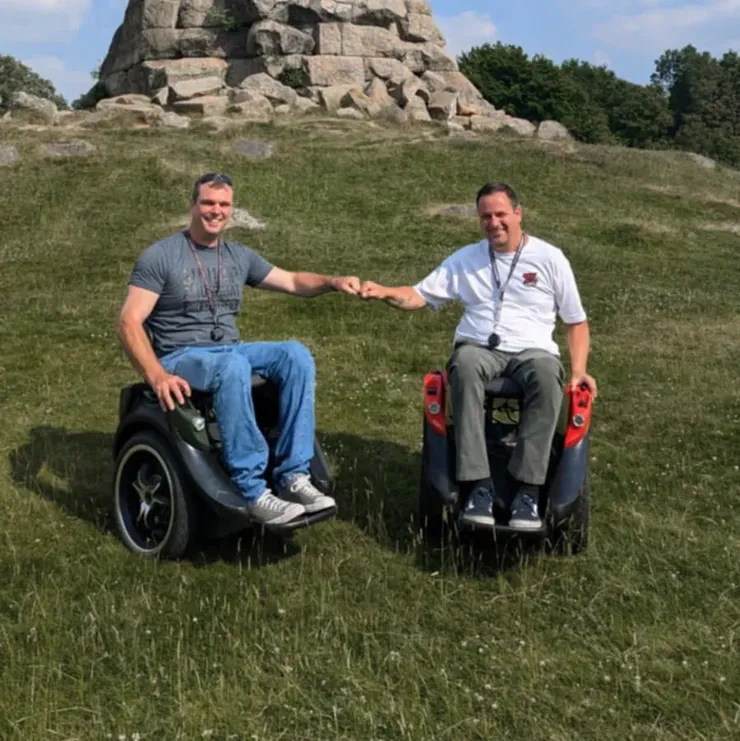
[653,46,740,166]
[71,65,107,110]
[71,82,108,110]
[0,55,67,111]
[458,43,533,118]
[560,60,671,148]
[460,42,652,144]
[459,43,600,131]
[457,41,737,165]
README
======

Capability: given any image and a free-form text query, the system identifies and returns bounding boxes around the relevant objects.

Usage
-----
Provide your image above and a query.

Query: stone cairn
[87,0,549,135]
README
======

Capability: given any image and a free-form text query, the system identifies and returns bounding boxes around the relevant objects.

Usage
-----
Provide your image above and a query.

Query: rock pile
[88,0,549,135]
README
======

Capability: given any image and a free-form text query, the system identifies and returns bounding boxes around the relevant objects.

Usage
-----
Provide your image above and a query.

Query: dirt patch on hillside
[700,222,740,235]
[703,196,740,209]
[644,183,740,209]
[620,217,675,234]
[426,203,478,219]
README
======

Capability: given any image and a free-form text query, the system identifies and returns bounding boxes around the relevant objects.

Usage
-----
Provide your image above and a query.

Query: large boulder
[537,120,570,141]
[9,92,59,125]
[247,20,315,56]
[236,72,298,105]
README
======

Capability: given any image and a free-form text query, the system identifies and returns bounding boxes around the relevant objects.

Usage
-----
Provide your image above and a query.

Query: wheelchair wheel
[113,430,195,559]
[418,447,454,544]
[551,470,590,556]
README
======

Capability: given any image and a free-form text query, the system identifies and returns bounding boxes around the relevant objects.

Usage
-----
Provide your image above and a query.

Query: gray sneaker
[458,487,496,528]
[246,490,305,526]
[508,492,542,530]
[280,473,336,514]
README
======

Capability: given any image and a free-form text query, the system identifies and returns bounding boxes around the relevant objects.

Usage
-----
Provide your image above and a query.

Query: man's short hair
[191,172,234,204]
[476,182,520,209]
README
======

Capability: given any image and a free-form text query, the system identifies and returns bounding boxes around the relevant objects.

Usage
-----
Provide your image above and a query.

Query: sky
[0,0,738,104]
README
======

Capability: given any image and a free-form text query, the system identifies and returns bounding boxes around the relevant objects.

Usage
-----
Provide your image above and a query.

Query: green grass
[1,116,739,740]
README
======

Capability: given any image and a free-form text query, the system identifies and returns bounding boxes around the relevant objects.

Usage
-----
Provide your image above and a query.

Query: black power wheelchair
[419,370,592,554]
[112,376,336,558]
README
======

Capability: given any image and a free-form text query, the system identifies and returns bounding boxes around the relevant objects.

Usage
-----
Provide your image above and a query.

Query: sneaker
[508,492,542,530]
[280,473,336,514]
[458,487,496,528]
[245,490,305,526]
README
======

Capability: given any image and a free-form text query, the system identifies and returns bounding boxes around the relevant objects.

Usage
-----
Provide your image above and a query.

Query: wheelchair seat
[121,375,278,450]
[188,374,278,447]
[189,374,270,413]
[484,376,522,399]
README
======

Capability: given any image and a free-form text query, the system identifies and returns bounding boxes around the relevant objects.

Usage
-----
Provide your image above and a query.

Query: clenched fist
[331,276,362,295]
[359,281,388,300]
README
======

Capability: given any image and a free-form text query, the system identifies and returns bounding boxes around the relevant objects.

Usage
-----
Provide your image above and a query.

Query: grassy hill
[1,117,739,741]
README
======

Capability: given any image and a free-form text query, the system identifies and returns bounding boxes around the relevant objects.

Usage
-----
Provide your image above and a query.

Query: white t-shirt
[413,236,587,356]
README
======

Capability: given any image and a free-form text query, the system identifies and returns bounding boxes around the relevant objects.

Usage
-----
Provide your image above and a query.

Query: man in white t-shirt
[359,183,597,531]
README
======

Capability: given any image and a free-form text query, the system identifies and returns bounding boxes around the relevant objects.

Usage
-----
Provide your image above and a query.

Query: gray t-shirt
[129,231,274,357]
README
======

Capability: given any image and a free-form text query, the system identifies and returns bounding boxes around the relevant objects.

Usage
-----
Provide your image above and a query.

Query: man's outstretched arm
[359,281,427,311]
[258,267,361,297]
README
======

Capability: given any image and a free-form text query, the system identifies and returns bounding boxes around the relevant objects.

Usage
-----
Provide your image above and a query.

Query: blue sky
[0,0,738,103]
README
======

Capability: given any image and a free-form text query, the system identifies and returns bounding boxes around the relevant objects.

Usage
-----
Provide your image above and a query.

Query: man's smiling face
[477,192,523,252]
[190,182,234,244]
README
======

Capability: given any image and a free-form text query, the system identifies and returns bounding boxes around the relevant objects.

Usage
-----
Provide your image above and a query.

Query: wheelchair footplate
[267,505,338,536]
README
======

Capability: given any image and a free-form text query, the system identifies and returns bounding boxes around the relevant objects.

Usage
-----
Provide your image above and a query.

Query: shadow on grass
[319,431,542,578]
[7,426,300,568]
[9,427,115,532]
[8,427,542,576]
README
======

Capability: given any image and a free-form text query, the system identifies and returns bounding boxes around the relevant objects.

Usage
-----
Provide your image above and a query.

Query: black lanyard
[186,233,224,340]
[490,233,526,323]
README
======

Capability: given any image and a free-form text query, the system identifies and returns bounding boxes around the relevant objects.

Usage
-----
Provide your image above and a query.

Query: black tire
[551,470,590,556]
[113,430,196,559]
[418,420,445,541]
[418,471,445,542]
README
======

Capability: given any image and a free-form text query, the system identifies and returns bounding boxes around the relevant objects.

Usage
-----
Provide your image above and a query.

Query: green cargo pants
[447,343,564,486]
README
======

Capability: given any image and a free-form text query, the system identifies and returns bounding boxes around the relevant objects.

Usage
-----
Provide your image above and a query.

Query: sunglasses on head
[195,172,233,187]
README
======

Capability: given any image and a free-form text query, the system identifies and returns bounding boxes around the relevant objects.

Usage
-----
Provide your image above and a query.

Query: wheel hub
[130,464,169,533]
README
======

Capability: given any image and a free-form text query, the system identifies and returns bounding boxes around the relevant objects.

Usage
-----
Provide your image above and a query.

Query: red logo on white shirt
[523,272,538,286]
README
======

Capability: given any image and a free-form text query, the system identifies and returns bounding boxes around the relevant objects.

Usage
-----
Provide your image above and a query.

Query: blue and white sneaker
[458,487,496,528]
[508,492,542,530]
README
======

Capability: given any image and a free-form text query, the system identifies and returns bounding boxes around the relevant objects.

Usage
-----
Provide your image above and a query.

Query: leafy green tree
[71,63,108,110]
[458,41,737,164]
[459,43,598,132]
[460,44,617,144]
[559,102,613,145]
[561,59,671,147]
[458,43,533,117]
[0,55,67,111]
[653,46,740,165]
[71,82,108,111]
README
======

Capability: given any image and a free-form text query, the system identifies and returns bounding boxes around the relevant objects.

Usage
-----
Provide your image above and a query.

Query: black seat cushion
[484,377,522,399]
[189,374,273,412]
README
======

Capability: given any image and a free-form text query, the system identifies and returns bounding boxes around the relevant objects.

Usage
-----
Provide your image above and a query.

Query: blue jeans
[160,341,316,501]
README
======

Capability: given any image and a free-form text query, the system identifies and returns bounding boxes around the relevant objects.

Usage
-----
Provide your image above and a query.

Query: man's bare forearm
[382,286,427,311]
[566,321,590,376]
[118,316,167,385]
[291,272,337,297]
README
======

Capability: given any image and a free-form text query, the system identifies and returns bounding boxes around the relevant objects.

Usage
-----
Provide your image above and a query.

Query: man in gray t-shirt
[119,173,361,528]
[129,230,274,358]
